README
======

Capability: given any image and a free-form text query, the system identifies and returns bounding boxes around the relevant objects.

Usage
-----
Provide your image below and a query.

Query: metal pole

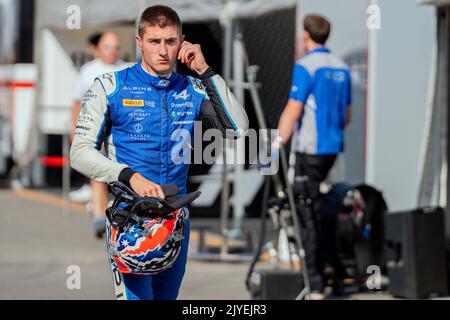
[230,25,246,237]
[219,18,234,256]
[237,38,311,299]
[279,145,311,300]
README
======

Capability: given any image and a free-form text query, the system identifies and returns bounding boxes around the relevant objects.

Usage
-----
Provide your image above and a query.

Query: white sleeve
[70,78,128,183]
[196,69,249,139]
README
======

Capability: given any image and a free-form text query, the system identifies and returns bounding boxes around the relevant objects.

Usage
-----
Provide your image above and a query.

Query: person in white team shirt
[70,31,127,238]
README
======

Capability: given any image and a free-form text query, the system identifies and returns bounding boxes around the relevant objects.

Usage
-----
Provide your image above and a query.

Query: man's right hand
[129,173,165,199]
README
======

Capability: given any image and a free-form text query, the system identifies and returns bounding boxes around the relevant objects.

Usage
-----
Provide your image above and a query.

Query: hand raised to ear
[177,41,209,75]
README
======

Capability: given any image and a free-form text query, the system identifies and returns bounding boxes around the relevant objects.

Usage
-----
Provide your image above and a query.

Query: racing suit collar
[136,60,175,89]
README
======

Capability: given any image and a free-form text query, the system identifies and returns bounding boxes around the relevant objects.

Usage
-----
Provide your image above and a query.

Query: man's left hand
[178,41,209,75]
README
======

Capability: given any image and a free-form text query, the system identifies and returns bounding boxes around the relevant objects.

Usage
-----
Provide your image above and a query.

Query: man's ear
[303,30,310,41]
[135,35,143,51]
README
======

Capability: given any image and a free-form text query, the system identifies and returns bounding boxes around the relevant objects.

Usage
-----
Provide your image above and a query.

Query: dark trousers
[293,153,337,291]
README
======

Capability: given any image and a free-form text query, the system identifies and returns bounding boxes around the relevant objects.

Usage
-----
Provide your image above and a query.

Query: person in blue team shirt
[275,14,352,299]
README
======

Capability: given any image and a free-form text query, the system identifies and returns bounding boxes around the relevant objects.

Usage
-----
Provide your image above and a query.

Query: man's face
[136,24,183,75]
[97,32,121,65]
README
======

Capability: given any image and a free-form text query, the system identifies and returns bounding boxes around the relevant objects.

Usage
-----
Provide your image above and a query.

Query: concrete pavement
[0,188,396,300]
[0,188,252,300]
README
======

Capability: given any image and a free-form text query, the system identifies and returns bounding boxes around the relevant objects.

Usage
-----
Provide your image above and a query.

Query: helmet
[105,181,200,275]
[107,207,187,275]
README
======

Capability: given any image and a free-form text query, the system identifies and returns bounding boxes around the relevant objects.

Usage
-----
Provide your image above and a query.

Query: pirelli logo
[123,99,144,107]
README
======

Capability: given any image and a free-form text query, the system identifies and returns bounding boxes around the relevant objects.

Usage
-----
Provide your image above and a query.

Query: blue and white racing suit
[70,62,249,300]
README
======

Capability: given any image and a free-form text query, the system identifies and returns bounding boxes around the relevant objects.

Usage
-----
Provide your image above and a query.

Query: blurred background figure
[87,32,104,58]
[69,31,126,238]
[68,32,104,205]
[276,14,352,299]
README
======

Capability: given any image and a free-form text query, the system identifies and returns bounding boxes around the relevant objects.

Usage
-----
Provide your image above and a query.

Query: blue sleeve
[289,64,312,104]
[343,71,352,106]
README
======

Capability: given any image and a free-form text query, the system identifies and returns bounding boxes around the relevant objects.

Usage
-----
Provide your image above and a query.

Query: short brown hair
[138,5,182,37]
[304,15,331,45]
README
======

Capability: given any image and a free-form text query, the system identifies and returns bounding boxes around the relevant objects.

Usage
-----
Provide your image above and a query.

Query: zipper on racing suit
[159,88,170,184]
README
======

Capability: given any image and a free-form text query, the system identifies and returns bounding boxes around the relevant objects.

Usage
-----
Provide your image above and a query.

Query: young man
[276,14,352,299]
[70,32,127,238]
[70,5,248,300]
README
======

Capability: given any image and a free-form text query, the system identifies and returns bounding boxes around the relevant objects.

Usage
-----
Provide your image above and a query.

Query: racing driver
[70,4,249,300]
